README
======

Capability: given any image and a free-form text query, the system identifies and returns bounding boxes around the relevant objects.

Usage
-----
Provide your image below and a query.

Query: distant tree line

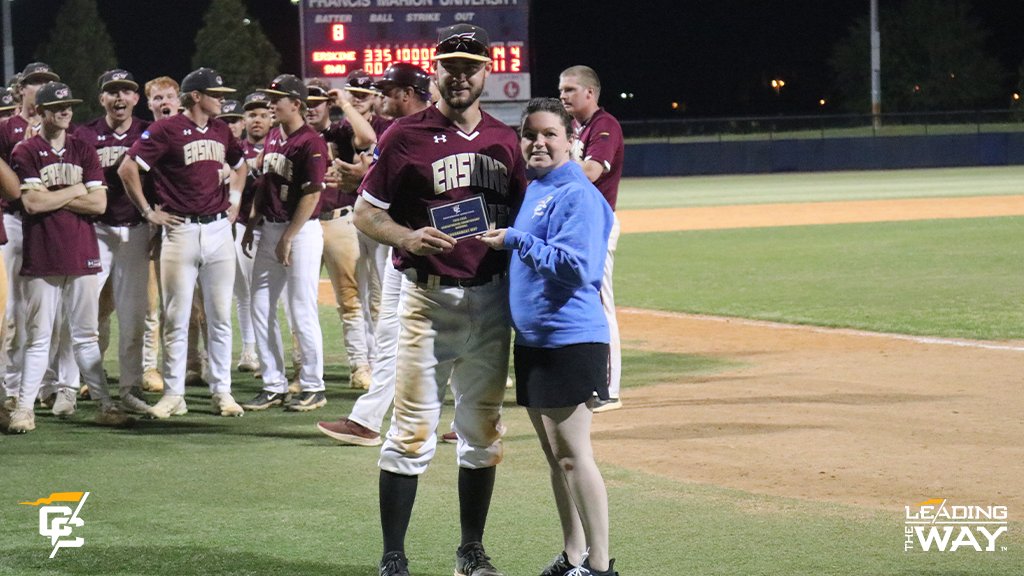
[33,0,280,120]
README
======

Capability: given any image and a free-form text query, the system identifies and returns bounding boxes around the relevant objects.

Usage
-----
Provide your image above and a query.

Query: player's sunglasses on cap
[98,69,138,93]
[0,89,16,112]
[259,74,308,103]
[306,85,329,105]
[35,81,82,109]
[433,24,491,62]
[20,62,60,85]
[344,69,378,96]
[181,67,236,94]
[243,91,271,110]
[218,100,243,119]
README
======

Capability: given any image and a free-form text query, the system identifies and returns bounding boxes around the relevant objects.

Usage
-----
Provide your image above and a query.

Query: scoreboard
[299,1,531,103]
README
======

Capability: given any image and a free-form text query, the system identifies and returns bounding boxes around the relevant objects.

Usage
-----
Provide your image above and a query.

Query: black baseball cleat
[241,390,288,411]
[285,390,327,412]
[592,397,622,413]
[379,551,410,576]
[539,551,572,576]
[582,558,618,576]
[455,542,503,576]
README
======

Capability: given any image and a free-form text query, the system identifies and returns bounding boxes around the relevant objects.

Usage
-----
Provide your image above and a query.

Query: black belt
[319,206,352,221]
[408,269,506,288]
[169,211,226,224]
[264,216,289,223]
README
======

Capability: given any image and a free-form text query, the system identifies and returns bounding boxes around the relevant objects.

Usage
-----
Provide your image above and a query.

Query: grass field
[3,166,1021,574]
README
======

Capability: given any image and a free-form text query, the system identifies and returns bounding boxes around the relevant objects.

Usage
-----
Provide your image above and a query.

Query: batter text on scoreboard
[903,498,1008,552]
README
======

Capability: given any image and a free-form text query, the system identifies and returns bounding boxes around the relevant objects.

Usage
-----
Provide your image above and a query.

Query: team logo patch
[55,88,69,99]
[433,135,447,144]
[533,194,553,217]
[112,72,128,81]
[215,76,223,85]
[86,259,101,269]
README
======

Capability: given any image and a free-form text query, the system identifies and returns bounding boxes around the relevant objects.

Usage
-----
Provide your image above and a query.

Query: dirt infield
[596,195,1024,511]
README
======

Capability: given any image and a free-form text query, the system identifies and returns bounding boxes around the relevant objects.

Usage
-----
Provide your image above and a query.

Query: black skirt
[514,343,610,409]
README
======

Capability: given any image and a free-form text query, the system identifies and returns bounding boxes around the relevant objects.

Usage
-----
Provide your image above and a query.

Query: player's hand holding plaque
[429,195,490,240]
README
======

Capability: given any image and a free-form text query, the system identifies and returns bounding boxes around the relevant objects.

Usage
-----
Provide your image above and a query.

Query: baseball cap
[243,91,270,110]
[433,24,491,62]
[20,62,60,85]
[98,69,139,93]
[375,63,432,96]
[344,70,377,95]
[181,67,235,94]
[0,88,16,112]
[218,100,243,119]
[260,74,308,102]
[306,85,329,105]
[35,81,82,109]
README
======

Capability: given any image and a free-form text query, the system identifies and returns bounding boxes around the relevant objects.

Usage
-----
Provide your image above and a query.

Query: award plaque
[428,195,490,240]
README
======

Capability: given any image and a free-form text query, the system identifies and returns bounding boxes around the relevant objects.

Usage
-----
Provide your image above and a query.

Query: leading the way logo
[904,498,1008,552]
[19,492,90,558]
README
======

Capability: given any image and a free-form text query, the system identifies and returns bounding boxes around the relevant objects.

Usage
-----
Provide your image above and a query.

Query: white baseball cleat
[8,407,35,433]
[211,392,244,417]
[350,365,371,390]
[52,387,78,418]
[148,394,188,419]
[119,388,152,415]
[237,350,260,372]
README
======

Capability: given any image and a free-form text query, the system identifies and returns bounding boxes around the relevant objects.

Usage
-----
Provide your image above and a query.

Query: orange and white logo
[20,491,90,558]
[904,498,1008,552]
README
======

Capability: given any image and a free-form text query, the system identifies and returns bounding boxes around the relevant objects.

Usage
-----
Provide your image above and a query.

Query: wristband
[141,205,154,218]
[228,190,242,206]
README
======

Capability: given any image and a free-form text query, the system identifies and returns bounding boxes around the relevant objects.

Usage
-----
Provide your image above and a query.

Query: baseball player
[231,91,271,373]
[558,66,624,413]
[354,24,527,576]
[305,74,382,391]
[240,74,328,412]
[7,81,130,433]
[136,75,182,393]
[0,62,79,413]
[76,69,153,415]
[316,62,432,446]
[118,67,247,418]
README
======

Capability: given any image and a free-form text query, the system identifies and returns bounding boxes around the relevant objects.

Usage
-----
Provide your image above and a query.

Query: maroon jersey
[77,116,150,226]
[0,115,34,163]
[237,138,263,225]
[127,114,244,215]
[359,106,526,279]
[320,115,393,211]
[572,108,624,210]
[257,125,328,222]
[11,134,104,276]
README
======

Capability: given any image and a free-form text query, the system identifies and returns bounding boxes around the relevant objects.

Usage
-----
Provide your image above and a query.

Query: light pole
[2,0,13,82]
[870,0,881,130]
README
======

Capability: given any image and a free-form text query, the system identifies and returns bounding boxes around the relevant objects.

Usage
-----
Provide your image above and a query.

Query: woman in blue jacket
[480,97,617,576]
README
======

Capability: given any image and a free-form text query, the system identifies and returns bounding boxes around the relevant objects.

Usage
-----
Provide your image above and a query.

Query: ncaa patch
[141,131,151,139]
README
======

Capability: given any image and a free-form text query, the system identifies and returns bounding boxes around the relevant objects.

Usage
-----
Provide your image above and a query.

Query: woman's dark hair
[521,97,574,135]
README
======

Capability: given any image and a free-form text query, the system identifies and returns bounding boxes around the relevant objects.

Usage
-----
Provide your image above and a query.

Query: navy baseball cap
[344,70,377,95]
[98,69,139,93]
[375,63,432,96]
[243,91,270,110]
[260,74,308,102]
[433,24,491,62]
[35,82,82,109]
[218,99,243,119]
[181,67,235,94]
[20,62,60,85]
[306,85,329,105]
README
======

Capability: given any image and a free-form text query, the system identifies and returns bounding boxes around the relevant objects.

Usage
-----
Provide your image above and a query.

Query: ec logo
[19,491,90,558]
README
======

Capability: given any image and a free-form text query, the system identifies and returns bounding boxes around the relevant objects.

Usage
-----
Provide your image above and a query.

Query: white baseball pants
[348,255,401,433]
[320,210,371,370]
[602,214,621,399]
[95,223,151,392]
[233,222,257,347]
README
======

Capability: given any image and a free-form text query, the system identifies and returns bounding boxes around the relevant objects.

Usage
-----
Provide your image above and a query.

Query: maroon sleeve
[11,140,39,183]
[358,126,403,208]
[226,132,245,169]
[128,121,168,170]
[303,136,329,191]
[582,114,621,170]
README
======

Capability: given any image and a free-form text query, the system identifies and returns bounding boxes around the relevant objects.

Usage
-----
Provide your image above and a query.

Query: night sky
[6,0,1024,120]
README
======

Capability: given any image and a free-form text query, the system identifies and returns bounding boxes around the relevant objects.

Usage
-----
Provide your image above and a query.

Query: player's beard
[439,80,483,111]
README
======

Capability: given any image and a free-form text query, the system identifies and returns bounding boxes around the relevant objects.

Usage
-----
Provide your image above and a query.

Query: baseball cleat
[148,394,188,419]
[285,390,326,412]
[95,404,134,427]
[2,396,15,411]
[8,408,36,433]
[119,388,152,415]
[455,542,504,576]
[316,418,382,446]
[288,377,300,395]
[237,350,260,372]
[142,368,164,393]
[379,551,411,576]
[350,365,371,390]
[241,390,288,411]
[52,387,78,418]
[592,398,622,414]
[538,551,573,576]
[211,393,245,417]
[441,431,458,444]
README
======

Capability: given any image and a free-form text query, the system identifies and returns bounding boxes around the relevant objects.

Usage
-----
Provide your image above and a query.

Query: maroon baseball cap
[181,67,235,94]
[344,70,377,95]
[21,62,60,85]
[35,81,82,109]
[433,24,491,62]
[98,69,139,93]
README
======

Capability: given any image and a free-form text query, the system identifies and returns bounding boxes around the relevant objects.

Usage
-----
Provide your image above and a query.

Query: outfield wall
[623,133,1024,176]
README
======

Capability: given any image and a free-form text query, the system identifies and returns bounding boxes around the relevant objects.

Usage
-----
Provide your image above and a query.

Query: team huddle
[0,23,624,576]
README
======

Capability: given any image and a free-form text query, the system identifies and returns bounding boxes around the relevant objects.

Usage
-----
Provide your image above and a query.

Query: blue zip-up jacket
[503,161,613,348]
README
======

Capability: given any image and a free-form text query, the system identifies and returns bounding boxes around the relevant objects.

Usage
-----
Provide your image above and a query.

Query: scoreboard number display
[300,1,531,103]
